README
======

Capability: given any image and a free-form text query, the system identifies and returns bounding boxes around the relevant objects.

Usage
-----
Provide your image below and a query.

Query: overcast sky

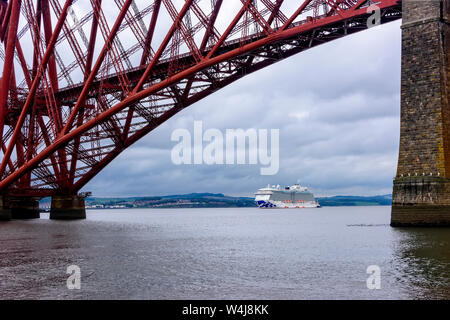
[83,20,402,198]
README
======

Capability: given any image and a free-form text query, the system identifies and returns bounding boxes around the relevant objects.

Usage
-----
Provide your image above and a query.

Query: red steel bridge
[0,0,402,217]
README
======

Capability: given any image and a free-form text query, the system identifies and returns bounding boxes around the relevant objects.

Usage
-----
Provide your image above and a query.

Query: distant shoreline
[40,193,393,209]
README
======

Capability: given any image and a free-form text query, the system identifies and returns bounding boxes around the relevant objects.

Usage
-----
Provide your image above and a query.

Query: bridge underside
[0,0,402,208]
[0,1,447,227]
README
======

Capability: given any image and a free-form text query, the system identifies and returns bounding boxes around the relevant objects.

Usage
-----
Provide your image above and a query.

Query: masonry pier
[0,196,11,221]
[7,197,40,219]
[50,195,86,220]
[392,0,450,226]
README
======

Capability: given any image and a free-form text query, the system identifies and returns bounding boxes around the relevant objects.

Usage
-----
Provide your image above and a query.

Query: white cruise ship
[255,184,320,208]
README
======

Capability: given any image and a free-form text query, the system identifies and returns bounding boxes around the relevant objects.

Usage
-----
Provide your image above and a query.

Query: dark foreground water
[0,206,449,300]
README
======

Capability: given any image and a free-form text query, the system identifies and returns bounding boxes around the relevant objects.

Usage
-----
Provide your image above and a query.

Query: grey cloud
[84,21,402,198]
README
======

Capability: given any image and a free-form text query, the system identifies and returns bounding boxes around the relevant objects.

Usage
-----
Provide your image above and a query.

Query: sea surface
[0,206,449,300]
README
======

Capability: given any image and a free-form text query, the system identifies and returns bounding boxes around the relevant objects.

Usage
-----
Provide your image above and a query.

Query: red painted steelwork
[0,0,402,197]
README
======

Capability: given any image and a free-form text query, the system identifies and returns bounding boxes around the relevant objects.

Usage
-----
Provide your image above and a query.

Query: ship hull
[256,200,319,208]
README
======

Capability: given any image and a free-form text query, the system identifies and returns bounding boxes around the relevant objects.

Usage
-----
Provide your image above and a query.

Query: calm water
[0,206,449,300]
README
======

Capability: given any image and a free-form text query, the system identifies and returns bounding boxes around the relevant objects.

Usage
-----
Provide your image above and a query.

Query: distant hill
[316,194,392,207]
[40,193,392,209]
[41,193,255,209]
[86,193,256,208]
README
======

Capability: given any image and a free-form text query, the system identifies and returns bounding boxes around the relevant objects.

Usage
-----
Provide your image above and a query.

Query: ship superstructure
[255,184,319,208]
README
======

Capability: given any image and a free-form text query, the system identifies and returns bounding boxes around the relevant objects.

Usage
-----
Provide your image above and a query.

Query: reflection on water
[0,207,448,300]
[391,228,450,299]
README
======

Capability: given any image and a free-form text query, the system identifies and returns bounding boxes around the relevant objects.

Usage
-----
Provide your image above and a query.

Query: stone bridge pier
[392,0,450,226]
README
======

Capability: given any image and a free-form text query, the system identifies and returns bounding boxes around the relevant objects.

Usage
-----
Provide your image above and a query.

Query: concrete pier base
[0,196,11,221]
[391,205,450,227]
[50,195,86,220]
[391,177,450,227]
[8,197,40,219]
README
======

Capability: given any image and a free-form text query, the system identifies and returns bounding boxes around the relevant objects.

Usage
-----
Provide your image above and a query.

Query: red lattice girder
[0,0,402,197]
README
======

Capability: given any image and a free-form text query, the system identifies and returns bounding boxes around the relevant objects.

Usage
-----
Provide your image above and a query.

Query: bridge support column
[50,195,86,220]
[7,197,40,219]
[392,0,450,226]
[0,196,11,221]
